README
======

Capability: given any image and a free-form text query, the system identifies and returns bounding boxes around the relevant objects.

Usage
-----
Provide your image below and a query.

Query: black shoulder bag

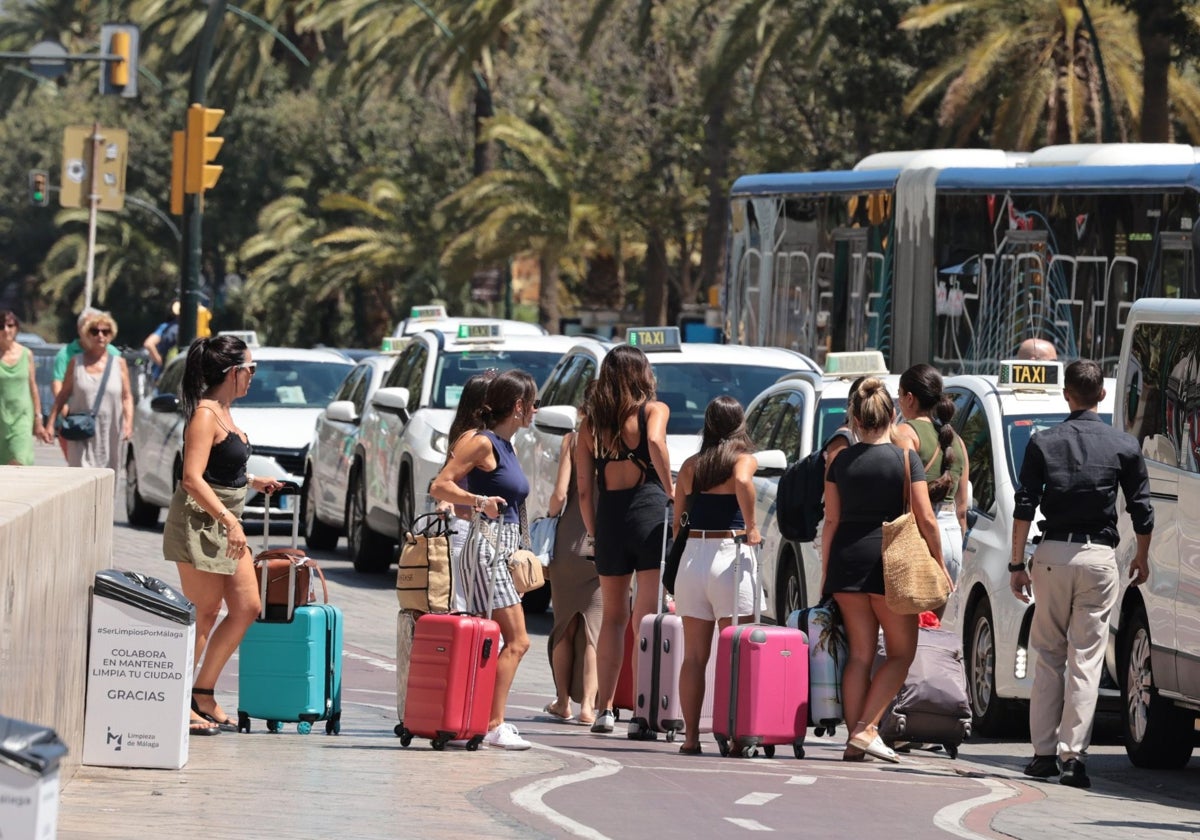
[59,354,115,441]
[663,485,700,595]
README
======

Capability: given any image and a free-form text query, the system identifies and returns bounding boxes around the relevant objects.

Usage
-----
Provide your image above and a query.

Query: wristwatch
[1008,562,1027,573]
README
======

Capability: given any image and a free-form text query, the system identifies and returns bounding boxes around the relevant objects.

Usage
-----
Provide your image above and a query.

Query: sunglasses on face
[2,322,17,329]
[222,362,257,375]
[89,327,113,336]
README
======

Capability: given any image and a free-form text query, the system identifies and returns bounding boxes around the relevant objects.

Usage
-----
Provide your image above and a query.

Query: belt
[689,529,746,540]
[1042,531,1117,548]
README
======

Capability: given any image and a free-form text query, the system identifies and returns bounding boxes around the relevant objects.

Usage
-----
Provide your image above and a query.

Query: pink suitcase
[396,511,503,751]
[712,539,810,759]
[630,506,684,741]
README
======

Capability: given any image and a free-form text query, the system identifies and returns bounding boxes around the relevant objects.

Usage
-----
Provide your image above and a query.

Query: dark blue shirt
[689,492,745,530]
[467,430,528,524]
[1014,409,1154,542]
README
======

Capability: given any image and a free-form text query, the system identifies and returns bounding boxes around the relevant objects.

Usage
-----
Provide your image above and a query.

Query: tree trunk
[697,95,731,317]
[538,251,560,332]
[473,73,495,176]
[1137,3,1172,142]
[642,230,668,327]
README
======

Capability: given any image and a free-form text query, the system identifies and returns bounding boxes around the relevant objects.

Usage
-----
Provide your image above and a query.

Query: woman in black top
[576,346,673,735]
[823,377,947,762]
[163,336,283,735]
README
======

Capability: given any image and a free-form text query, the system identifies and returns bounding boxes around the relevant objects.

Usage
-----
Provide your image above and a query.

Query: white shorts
[673,537,762,622]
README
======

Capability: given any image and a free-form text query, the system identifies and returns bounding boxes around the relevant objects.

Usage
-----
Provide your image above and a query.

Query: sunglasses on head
[88,327,113,336]
[222,362,257,375]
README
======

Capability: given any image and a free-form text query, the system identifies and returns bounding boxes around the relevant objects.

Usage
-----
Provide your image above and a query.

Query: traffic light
[170,131,185,215]
[185,104,224,194]
[99,24,139,98]
[29,170,49,207]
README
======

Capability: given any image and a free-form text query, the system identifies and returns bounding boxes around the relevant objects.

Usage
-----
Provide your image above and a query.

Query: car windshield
[431,350,562,409]
[1004,413,1113,481]
[238,360,352,409]
[652,362,796,435]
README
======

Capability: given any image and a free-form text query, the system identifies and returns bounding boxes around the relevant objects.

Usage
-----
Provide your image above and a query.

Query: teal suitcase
[236,604,343,734]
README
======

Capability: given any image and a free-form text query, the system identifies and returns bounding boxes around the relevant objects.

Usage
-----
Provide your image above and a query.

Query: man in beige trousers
[1009,359,1153,789]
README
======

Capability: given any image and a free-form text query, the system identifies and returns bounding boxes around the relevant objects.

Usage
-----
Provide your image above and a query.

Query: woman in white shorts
[672,396,762,755]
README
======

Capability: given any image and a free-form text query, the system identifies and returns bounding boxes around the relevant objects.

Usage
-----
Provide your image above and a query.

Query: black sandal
[189,718,220,736]
[678,744,702,755]
[192,687,238,732]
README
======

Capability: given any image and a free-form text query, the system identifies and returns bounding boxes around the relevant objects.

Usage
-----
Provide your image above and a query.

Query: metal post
[84,122,103,309]
[179,0,227,346]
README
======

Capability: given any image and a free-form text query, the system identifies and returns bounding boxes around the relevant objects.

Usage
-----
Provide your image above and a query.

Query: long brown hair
[693,396,755,491]
[444,370,497,466]
[581,345,656,456]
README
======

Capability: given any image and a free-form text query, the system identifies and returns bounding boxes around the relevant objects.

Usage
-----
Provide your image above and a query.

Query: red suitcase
[712,539,810,759]
[397,511,503,751]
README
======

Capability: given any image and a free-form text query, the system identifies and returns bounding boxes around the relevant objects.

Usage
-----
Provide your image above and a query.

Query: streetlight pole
[179,0,227,347]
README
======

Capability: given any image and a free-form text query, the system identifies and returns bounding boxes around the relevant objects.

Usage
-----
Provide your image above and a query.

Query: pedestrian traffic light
[185,104,224,194]
[29,170,49,207]
[99,24,139,98]
[170,131,185,215]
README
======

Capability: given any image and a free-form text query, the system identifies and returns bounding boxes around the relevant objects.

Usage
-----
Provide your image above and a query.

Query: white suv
[942,362,1115,737]
[346,325,574,573]
[1110,298,1200,769]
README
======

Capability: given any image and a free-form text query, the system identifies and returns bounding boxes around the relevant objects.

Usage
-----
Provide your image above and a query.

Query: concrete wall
[0,467,113,784]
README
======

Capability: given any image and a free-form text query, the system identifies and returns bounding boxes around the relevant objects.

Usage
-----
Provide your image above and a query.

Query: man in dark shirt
[1010,359,1153,789]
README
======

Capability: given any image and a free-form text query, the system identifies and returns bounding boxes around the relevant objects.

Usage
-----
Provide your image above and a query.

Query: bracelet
[474,495,487,512]
[1008,562,1027,573]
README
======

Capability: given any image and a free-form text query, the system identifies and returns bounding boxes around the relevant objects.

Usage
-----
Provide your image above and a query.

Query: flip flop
[189,718,220,737]
[542,703,574,723]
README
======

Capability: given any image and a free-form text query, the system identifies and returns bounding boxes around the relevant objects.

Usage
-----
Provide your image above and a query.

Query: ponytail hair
[180,335,247,419]
[475,369,537,429]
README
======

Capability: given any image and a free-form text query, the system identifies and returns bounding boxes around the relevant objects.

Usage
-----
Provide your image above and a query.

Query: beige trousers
[1028,540,1119,761]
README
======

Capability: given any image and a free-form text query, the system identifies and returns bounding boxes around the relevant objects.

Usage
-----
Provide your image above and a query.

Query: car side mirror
[534,405,577,435]
[150,393,180,413]
[325,400,359,424]
[755,449,787,477]
[371,386,411,420]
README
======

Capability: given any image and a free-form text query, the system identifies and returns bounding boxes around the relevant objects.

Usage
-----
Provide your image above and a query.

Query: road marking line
[932,777,1021,840]
[344,650,397,672]
[786,776,817,785]
[724,817,773,831]
[735,792,781,806]
[510,741,622,840]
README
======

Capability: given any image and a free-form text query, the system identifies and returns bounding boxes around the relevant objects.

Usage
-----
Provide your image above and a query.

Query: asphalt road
[50,441,1200,838]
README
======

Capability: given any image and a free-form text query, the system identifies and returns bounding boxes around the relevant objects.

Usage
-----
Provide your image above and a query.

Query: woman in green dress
[0,311,50,465]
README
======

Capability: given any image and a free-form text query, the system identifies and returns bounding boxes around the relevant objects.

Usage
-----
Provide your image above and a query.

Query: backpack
[776,429,853,542]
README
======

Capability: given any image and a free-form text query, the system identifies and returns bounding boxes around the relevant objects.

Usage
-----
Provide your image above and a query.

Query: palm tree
[1108,0,1200,141]
[900,0,1200,148]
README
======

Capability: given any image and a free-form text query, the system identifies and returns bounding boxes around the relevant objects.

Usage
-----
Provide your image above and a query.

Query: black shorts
[594,482,670,577]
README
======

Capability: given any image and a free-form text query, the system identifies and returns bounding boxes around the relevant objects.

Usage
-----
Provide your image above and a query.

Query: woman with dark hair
[576,344,673,735]
[673,396,762,755]
[823,378,948,762]
[0,310,51,464]
[430,369,538,750]
[895,363,969,586]
[162,335,284,736]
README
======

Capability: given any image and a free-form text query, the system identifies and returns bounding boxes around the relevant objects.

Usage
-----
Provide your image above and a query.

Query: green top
[53,339,119,382]
[0,346,34,465]
[910,417,966,502]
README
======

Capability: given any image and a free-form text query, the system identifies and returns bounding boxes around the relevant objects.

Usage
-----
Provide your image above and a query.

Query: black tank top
[595,403,661,491]
[191,407,250,488]
[689,493,744,530]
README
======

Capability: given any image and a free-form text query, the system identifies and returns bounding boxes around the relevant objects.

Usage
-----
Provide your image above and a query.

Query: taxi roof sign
[380,336,407,353]
[457,323,503,341]
[626,326,682,351]
[824,350,888,377]
[998,360,1063,389]
[410,305,448,320]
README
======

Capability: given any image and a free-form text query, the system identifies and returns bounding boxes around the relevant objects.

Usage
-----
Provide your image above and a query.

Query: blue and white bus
[724,144,1200,373]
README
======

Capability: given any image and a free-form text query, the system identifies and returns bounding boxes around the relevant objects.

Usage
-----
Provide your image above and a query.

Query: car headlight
[431,430,449,455]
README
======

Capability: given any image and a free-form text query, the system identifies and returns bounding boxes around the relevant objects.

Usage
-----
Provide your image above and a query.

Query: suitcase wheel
[399,732,413,748]
[394,724,406,738]
[237,711,251,734]
[793,743,805,760]
[665,730,676,743]
[297,721,313,735]
[326,717,340,735]
[946,745,958,760]
[763,745,775,759]
[431,735,449,751]
[714,735,729,757]
[267,720,284,734]
[466,735,484,752]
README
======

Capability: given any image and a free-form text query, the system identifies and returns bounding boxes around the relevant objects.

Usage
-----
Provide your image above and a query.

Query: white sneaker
[483,723,531,750]
[590,710,615,733]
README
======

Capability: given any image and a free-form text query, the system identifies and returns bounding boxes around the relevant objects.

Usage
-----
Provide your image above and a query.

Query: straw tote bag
[881,446,950,615]
[396,512,453,613]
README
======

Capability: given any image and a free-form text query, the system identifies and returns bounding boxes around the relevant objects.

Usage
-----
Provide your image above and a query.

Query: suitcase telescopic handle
[730,535,760,627]
[657,503,671,613]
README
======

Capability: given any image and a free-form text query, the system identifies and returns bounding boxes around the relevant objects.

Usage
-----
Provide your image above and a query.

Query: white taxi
[941,360,1116,736]
[515,326,819,530]
[390,304,547,341]
[301,354,396,549]
[743,352,902,622]
[347,324,574,573]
